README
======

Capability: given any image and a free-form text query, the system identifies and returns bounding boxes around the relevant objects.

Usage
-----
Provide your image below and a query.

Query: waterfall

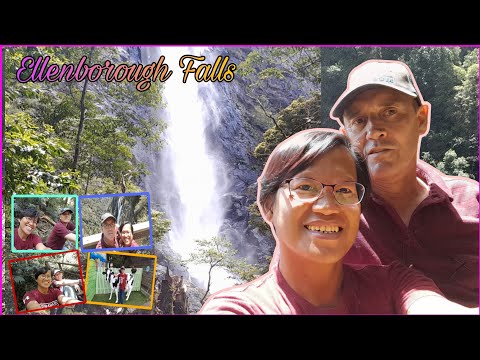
[140,47,237,294]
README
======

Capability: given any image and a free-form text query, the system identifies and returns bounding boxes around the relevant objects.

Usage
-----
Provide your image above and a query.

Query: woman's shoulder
[198,272,276,314]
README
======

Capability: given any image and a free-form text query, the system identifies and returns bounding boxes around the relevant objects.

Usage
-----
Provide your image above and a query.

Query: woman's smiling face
[268,146,361,264]
[121,223,133,246]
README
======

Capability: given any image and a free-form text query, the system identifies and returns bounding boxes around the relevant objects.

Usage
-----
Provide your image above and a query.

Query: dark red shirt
[118,273,128,290]
[199,261,443,314]
[46,221,75,250]
[23,288,63,309]
[344,160,479,307]
[14,228,43,250]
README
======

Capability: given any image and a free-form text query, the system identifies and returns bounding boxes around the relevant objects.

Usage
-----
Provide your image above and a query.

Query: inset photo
[85,251,156,311]
[79,192,153,251]
[8,250,86,314]
[11,194,78,253]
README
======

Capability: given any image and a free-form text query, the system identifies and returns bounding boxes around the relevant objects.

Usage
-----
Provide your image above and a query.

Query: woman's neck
[17,227,28,241]
[278,246,343,307]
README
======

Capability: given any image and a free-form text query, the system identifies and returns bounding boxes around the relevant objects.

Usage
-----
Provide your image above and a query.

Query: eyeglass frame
[23,216,39,225]
[284,177,366,205]
[102,222,116,229]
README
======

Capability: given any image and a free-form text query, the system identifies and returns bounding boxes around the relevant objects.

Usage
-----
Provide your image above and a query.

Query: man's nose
[365,117,387,140]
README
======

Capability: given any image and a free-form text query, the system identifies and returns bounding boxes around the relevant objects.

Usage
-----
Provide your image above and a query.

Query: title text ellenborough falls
[16,54,237,91]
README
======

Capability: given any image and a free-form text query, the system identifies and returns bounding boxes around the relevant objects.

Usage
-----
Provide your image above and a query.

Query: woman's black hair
[19,207,41,223]
[34,266,51,280]
[259,130,370,213]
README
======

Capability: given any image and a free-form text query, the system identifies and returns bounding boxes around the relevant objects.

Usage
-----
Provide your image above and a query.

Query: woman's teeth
[306,225,341,233]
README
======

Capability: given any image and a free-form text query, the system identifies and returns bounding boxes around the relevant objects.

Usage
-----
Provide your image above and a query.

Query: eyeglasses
[285,178,365,205]
[38,274,52,280]
[102,223,116,229]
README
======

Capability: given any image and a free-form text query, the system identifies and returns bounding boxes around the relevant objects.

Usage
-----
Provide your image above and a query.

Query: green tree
[4,46,168,195]
[237,47,321,136]
[4,111,80,200]
[187,236,263,304]
[436,149,471,178]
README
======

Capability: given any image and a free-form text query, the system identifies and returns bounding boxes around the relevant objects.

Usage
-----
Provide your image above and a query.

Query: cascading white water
[143,46,237,294]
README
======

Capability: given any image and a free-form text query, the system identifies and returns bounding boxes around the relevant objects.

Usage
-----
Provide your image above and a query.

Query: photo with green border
[11,194,79,253]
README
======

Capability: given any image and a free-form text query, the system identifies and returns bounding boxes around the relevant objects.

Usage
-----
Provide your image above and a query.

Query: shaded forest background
[2,46,478,315]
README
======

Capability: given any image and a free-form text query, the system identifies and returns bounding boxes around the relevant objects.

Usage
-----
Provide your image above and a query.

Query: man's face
[102,218,116,244]
[54,271,63,280]
[342,87,428,183]
[59,211,72,223]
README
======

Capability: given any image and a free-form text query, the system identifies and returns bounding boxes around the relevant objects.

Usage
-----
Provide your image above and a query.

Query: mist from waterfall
[142,47,237,294]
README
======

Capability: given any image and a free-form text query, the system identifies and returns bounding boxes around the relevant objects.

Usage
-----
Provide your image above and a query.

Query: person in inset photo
[96,212,120,249]
[119,222,139,248]
[199,129,478,315]
[50,268,85,314]
[329,59,479,308]
[46,207,76,250]
[14,207,51,250]
[22,266,81,314]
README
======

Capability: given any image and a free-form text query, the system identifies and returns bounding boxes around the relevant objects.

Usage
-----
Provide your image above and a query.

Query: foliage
[4,110,80,200]
[4,46,167,196]
[151,209,172,245]
[253,92,322,162]
[187,236,263,303]
[436,149,472,178]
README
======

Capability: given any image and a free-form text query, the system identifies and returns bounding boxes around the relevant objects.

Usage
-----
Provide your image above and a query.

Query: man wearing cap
[96,212,120,249]
[330,59,478,307]
[46,207,76,250]
[50,268,84,314]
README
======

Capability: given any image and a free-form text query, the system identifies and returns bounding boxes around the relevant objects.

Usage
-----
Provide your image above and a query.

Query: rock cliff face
[135,46,319,269]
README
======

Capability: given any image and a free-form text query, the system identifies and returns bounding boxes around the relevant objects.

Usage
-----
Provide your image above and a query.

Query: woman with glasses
[14,208,51,250]
[119,222,140,248]
[199,129,477,314]
[22,266,81,314]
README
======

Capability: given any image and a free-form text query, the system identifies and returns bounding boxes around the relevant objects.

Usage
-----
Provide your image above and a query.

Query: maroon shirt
[344,160,479,307]
[95,233,120,249]
[199,261,443,314]
[23,288,63,309]
[46,221,75,250]
[14,228,43,250]
[118,273,128,290]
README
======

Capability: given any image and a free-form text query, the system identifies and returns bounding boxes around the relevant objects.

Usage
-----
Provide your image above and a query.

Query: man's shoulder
[418,160,478,195]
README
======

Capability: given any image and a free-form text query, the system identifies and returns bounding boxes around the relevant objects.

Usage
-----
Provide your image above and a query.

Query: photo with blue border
[79,192,153,252]
[11,194,79,253]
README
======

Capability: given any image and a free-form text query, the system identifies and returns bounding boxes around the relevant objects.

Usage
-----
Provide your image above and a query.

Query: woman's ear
[259,197,274,223]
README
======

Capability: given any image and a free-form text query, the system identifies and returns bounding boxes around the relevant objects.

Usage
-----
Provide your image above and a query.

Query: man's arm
[407,294,479,315]
[390,261,478,314]
[64,232,76,243]
[58,294,81,306]
[54,279,81,286]
[35,243,51,250]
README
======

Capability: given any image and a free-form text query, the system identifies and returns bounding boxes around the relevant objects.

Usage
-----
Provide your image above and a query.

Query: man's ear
[417,104,429,135]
